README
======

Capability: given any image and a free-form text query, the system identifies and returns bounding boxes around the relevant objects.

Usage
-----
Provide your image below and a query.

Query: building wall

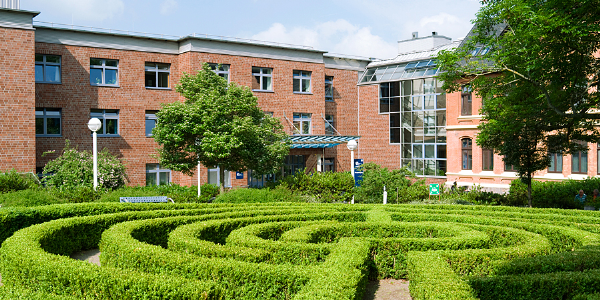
[0,26,36,172]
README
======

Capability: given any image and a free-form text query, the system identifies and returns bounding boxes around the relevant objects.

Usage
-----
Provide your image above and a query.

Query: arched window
[461,138,472,170]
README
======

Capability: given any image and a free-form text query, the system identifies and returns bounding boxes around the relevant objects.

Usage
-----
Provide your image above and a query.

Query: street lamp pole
[347,140,358,204]
[87,118,102,190]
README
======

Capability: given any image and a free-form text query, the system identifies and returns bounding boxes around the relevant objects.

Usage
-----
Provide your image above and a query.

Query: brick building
[3,5,595,192]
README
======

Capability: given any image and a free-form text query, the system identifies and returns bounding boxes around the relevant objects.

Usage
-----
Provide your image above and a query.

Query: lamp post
[347,140,358,204]
[87,118,102,190]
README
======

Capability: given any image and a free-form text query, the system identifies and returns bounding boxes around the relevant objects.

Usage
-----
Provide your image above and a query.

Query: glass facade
[378,74,446,176]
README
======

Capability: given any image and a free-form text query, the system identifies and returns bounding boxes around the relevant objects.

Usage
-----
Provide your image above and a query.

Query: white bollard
[383,185,387,205]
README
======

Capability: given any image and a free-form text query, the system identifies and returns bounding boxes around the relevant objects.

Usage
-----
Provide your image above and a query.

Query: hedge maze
[1,202,600,299]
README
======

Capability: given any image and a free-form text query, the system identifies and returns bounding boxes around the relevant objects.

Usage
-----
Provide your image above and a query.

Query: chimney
[412,32,418,39]
[1,0,20,9]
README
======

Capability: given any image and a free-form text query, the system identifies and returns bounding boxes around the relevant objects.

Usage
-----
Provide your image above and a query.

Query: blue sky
[22,0,482,59]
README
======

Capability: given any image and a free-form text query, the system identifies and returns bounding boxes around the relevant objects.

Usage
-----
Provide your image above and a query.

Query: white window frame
[35,54,61,84]
[145,62,170,89]
[90,58,119,87]
[145,111,158,137]
[293,70,311,94]
[90,109,119,136]
[208,63,230,82]
[35,108,61,136]
[146,163,171,186]
[208,166,231,187]
[293,113,312,135]
[252,67,273,92]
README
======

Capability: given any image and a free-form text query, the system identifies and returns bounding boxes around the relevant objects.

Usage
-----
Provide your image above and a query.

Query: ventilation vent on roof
[1,0,20,9]
[412,32,418,39]
[432,31,438,36]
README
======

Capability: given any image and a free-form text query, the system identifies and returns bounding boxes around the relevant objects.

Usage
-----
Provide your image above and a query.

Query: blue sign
[354,159,364,187]
[236,172,244,179]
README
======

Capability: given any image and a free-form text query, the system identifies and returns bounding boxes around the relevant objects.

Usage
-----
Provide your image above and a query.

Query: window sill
[35,81,62,84]
[252,89,274,93]
[97,134,121,137]
[293,92,313,95]
[91,84,120,88]
[36,134,62,137]
[325,99,334,102]
[457,115,483,120]
[145,87,172,90]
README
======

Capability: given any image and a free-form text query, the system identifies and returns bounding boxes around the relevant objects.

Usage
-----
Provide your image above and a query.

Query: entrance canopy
[289,135,360,149]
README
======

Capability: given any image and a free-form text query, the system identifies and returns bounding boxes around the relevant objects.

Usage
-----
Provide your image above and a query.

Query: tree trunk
[527,174,532,208]
[219,167,225,195]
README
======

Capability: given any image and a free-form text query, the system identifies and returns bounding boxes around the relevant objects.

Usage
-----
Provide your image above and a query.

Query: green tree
[152,63,291,194]
[437,0,600,206]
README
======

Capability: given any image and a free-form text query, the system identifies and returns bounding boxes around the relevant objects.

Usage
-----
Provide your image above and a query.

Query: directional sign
[429,183,440,196]
[354,159,364,187]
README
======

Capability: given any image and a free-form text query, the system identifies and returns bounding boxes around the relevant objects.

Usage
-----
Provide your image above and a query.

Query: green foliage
[42,141,127,190]
[354,163,427,203]
[277,171,354,203]
[437,0,600,206]
[0,188,64,207]
[508,178,600,209]
[153,63,291,194]
[214,187,304,203]
[0,170,39,193]
[100,184,219,203]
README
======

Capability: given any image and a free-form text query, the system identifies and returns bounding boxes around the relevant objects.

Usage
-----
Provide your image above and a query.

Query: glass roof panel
[405,62,418,69]
[416,60,430,68]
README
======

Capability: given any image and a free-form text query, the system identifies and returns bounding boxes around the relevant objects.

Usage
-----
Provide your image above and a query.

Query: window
[284,155,305,177]
[482,148,494,171]
[293,113,311,135]
[146,164,170,186]
[572,148,588,174]
[324,158,335,172]
[461,85,472,116]
[90,109,119,136]
[504,157,517,172]
[293,70,311,93]
[208,63,230,82]
[252,67,273,91]
[548,153,563,173]
[325,115,335,135]
[90,58,118,86]
[461,138,472,170]
[35,108,61,136]
[208,166,231,187]
[325,76,334,101]
[145,111,158,137]
[145,62,170,88]
[35,54,61,83]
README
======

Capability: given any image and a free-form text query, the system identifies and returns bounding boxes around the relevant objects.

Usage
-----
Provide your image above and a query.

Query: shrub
[354,163,427,203]
[214,186,304,203]
[42,141,127,190]
[278,171,354,203]
[0,170,39,194]
[508,178,600,209]
[0,188,63,207]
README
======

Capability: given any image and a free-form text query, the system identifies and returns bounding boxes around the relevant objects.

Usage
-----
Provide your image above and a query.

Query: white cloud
[28,0,124,22]
[251,20,397,59]
[160,0,178,15]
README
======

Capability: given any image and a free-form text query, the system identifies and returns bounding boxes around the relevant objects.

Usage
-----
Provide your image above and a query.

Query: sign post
[353,159,364,187]
[429,183,440,201]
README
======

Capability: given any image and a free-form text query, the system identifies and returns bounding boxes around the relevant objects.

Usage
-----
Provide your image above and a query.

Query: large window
[386,77,446,176]
[35,54,61,83]
[572,148,588,174]
[462,138,472,170]
[284,155,305,177]
[252,67,273,91]
[90,58,118,86]
[325,115,335,135]
[145,62,170,88]
[482,148,494,171]
[293,113,311,135]
[293,70,311,93]
[325,76,334,101]
[146,164,170,186]
[360,59,439,83]
[208,166,231,187]
[35,108,61,136]
[145,111,158,137]
[461,85,472,116]
[90,109,119,136]
[549,152,563,173]
[208,63,230,82]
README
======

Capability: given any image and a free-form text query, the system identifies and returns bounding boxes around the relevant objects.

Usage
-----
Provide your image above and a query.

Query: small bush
[0,170,39,194]
[278,171,354,203]
[354,163,427,204]
[214,187,304,203]
[508,178,600,209]
[42,141,127,190]
[0,189,63,207]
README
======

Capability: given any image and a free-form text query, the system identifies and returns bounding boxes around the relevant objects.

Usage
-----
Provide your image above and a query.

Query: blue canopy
[289,135,360,149]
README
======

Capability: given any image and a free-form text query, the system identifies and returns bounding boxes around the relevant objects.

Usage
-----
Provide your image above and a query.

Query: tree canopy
[152,63,291,193]
[437,0,600,206]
